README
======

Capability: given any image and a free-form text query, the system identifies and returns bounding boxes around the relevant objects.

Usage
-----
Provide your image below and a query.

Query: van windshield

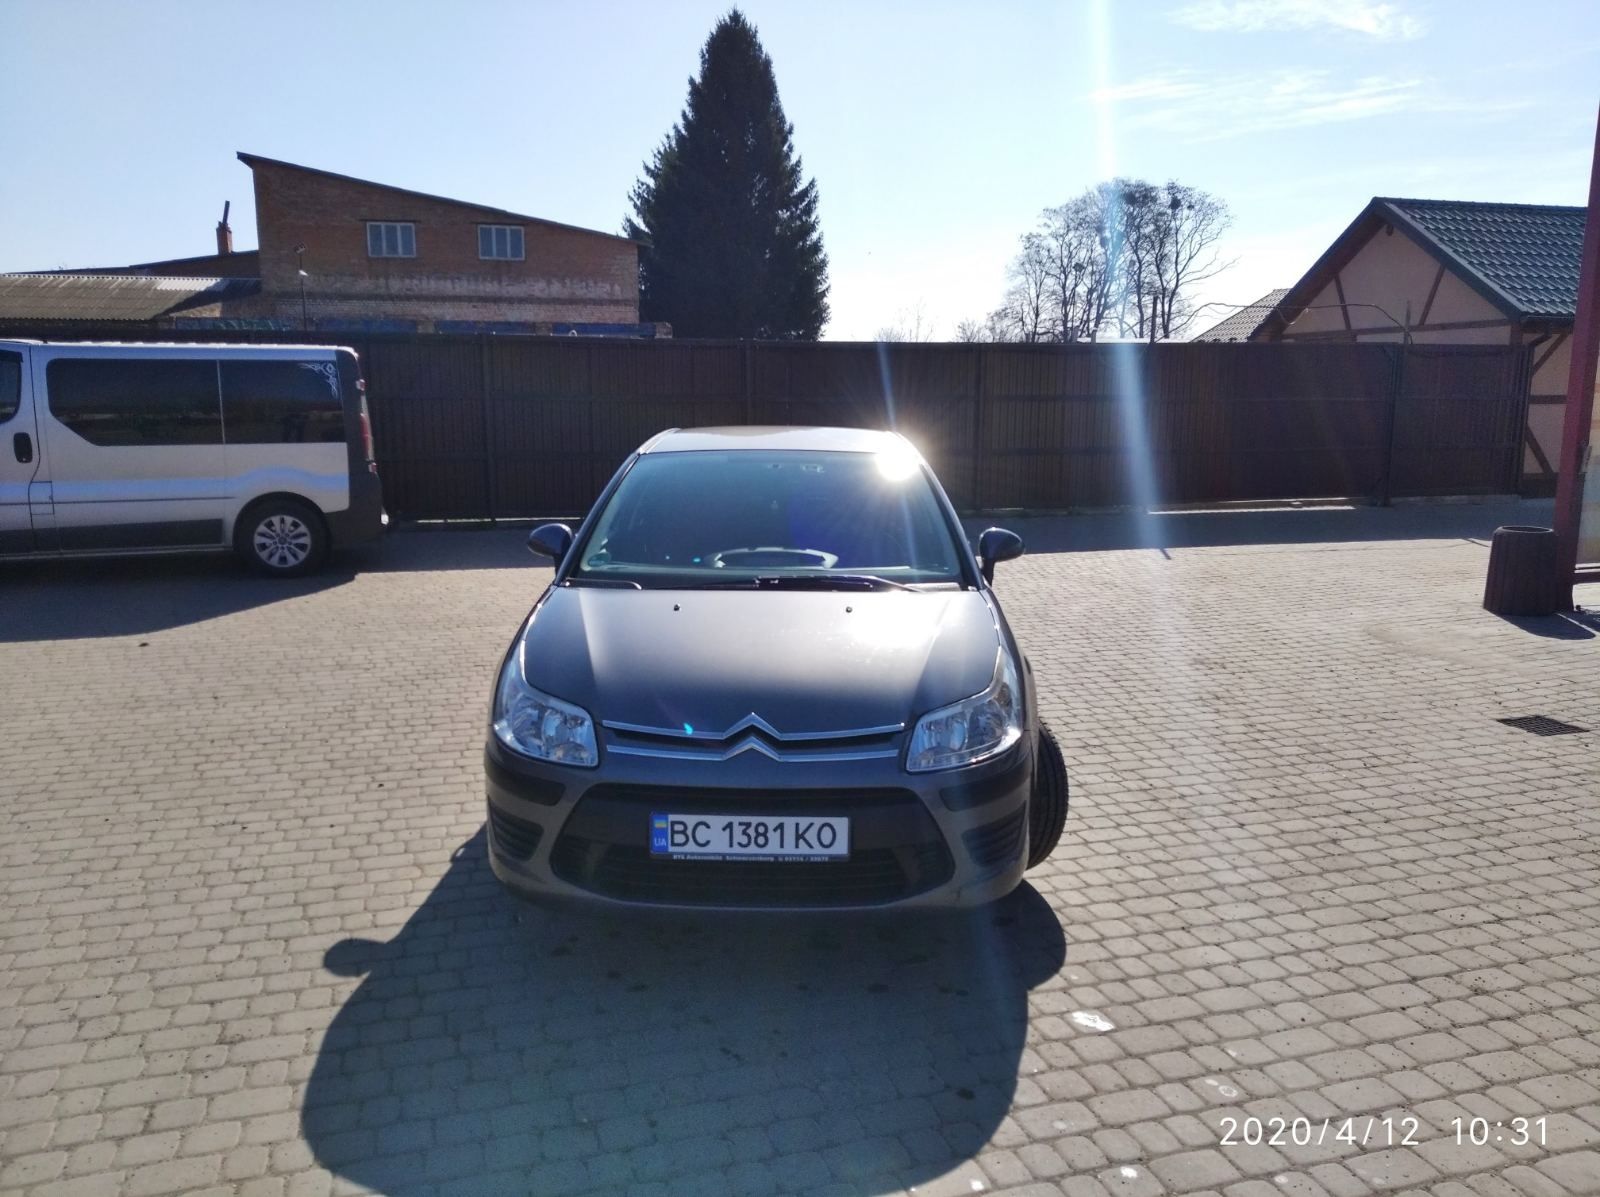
[570,449,967,589]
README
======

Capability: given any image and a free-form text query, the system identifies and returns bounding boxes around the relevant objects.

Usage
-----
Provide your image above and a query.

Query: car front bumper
[484,731,1034,912]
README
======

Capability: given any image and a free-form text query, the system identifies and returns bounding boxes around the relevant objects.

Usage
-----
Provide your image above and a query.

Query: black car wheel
[237,498,329,577]
[1026,723,1069,869]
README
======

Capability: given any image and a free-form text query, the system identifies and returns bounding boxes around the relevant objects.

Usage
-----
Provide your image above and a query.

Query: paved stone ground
[2,499,1598,1197]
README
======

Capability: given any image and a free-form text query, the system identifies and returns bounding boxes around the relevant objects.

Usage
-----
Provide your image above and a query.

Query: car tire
[236,498,329,577]
[1026,723,1069,869]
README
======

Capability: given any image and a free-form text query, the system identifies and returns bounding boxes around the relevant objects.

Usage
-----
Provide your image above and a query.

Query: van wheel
[1026,723,1069,869]
[236,499,328,577]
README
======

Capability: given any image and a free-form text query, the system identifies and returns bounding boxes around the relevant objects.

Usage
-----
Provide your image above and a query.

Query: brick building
[0,153,659,337]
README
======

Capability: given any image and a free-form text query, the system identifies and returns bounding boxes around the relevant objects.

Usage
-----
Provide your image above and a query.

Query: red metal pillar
[1553,103,1600,606]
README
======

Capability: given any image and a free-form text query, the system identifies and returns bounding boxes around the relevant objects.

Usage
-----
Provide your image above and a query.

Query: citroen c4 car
[484,427,1068,910]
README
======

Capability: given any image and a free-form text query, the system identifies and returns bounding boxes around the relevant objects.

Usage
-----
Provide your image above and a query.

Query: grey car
[484,426,1068,910]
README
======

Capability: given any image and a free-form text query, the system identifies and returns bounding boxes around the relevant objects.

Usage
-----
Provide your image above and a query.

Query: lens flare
[874,447,920,481]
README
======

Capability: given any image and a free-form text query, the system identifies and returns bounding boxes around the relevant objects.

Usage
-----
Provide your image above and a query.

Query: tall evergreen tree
[626,10,829,339]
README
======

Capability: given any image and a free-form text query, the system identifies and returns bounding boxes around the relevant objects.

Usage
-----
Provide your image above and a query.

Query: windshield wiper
[687,573,913,592]
[565,577,643,589]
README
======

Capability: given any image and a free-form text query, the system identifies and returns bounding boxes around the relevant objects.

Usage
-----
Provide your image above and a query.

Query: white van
[0,340,384,576]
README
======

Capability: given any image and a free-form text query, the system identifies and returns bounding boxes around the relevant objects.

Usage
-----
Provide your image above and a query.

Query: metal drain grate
[1496,715,1590,737]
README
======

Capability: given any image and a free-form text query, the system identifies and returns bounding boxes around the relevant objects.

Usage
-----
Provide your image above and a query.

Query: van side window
[220,361,345,444]
[47,358,221,446]
[0,351,20,423]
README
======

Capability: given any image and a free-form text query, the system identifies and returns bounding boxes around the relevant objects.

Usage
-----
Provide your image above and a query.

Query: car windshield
[569,449,967,589]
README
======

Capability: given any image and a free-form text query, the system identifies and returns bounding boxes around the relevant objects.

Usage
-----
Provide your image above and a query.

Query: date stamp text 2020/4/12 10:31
[1218,1115,1550,1148]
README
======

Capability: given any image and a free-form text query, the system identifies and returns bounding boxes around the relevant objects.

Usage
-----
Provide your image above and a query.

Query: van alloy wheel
[237,499,328,576]
[254,513,313,569]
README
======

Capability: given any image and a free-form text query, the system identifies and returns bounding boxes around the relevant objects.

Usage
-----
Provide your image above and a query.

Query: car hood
[518,587,1002,736]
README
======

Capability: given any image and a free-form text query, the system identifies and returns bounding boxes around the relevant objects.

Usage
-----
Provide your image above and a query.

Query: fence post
[971,344,987,511]
[1508,341,1536,496]
[587,342,599,498]
[742,341,754,424]
[478,335,498,521]
[1377,343,1405,505]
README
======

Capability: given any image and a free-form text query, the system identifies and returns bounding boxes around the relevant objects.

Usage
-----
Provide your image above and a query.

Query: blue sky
[3,0,1596,338]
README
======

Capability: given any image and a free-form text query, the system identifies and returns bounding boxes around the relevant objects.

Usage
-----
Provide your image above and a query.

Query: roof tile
[1194,288,1290,341]
[1382,199,1585,320]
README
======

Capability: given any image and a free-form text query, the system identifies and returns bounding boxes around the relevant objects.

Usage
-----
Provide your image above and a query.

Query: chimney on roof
[216,201,233,256]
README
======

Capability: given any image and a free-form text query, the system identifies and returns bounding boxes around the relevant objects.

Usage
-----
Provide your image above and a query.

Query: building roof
[642,427,915,455]
[1194,289,1290,341]
[42,250,262,279]
[1380,199,1585,320]
[0,274,260,322]
[1266,197,1586,334]
[236,152,644,246]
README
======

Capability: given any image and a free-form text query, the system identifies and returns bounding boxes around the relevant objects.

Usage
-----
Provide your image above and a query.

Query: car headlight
[906,650,1023,773]
[492,641,598,767]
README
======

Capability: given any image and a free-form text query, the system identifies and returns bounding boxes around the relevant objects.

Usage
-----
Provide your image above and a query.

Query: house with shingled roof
[1249,197,1586,496]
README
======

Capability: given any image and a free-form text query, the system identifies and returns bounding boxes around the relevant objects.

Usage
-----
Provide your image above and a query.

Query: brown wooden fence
[1,327,1532,518]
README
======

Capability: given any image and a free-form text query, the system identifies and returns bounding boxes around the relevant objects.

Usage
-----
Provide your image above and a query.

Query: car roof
[640,426,915,455]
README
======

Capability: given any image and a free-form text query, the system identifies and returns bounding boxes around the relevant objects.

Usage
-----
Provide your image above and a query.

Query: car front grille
[487,805,545,862]
[962,805,1026,874]
[549,784,952,907]
[602,719,902,764]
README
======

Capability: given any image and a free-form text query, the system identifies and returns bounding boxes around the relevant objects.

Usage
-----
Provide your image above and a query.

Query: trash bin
[1482,525,1562,617]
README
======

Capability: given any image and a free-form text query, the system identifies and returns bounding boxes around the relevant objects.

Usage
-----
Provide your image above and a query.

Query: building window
[478,225,525,261]
[367,222,416,258]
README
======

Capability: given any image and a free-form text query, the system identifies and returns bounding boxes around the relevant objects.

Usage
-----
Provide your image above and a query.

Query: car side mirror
[527,523,573,565]
[977,527,1024,583]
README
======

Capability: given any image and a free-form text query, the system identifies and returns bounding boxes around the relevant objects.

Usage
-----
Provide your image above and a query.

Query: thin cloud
[1170,0,1426,40]
[1091,69,1528,141]
[1091,75,1208,104]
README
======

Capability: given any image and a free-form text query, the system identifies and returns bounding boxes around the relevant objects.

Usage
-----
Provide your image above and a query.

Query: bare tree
[988,235,1054,343]
[1150,182,1232,339]
[1037,187,1122,342]
[1109,179,1162,341]
[995,178,1231,344]
[875,300,937,343]
[953,316,997,343]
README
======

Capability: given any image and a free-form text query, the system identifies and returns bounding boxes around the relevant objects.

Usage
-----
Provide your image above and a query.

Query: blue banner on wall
[551,323,660,338]
[434,320,540,334]
[313,317,419,333]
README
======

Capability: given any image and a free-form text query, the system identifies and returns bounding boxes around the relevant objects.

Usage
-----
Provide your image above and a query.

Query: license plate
[650,813,849,861]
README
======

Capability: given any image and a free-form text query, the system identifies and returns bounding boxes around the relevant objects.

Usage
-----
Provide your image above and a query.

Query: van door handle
[12,432,31,464]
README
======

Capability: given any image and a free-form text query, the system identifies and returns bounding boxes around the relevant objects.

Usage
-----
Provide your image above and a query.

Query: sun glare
[874,447,921,481]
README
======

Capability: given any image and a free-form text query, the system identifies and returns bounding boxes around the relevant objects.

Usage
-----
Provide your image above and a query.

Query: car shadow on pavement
[0,552,358,642]
[0,532,546,641]
[345,525,552,573]
[303,829,1066,1197]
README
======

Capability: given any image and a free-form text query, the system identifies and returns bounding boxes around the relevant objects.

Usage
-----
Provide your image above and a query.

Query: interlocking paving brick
[1533,1152,1600,1194]
[3,502,1598,1196]
[1148,1149,1242,1189]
